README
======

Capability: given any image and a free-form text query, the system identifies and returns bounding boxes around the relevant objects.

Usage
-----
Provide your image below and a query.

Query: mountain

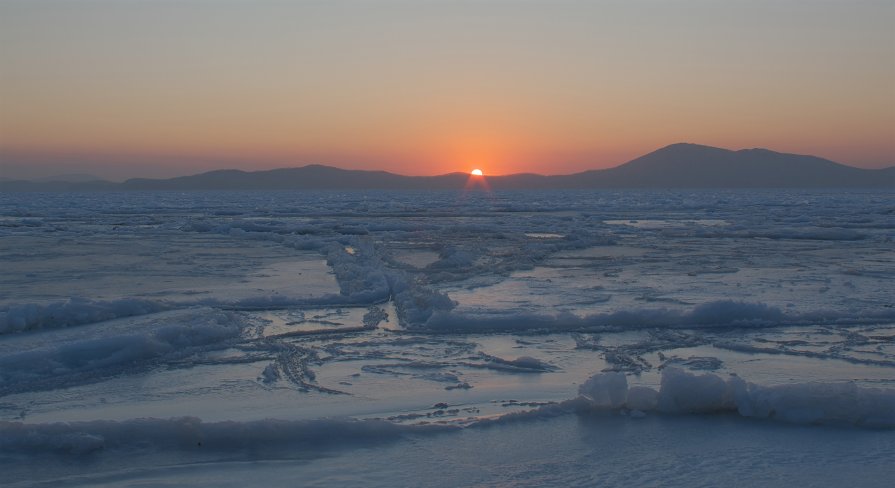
[1,144,892,192]
[32,173,104,183]
[545,143,894,188]
[120,165,471,191]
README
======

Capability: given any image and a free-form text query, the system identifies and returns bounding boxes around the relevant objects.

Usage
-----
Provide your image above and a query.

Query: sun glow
[464,167,491,193]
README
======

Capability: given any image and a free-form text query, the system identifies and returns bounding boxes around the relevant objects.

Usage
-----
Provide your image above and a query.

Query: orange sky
[1,1,893,180]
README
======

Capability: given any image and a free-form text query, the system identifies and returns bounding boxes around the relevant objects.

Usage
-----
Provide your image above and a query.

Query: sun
[463,167,491,193]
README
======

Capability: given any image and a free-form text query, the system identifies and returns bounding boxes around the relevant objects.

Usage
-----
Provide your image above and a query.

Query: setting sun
[471,169,484,176]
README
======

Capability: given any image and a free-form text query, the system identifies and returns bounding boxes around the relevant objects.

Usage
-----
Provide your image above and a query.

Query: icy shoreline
[3,371,894,488]
[2,189,892,486]
[4,365,892,461]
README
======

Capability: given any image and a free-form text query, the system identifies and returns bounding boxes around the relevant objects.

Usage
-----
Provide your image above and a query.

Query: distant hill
[544,143,895,188]
[32,173,103,183]
[2,144,892,191]
[120,166,471,191]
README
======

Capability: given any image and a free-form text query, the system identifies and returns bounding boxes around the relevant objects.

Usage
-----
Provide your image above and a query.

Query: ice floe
[1,188,893,485]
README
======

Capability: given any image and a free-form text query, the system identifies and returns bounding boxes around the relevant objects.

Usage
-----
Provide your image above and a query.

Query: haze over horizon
[2,0,894,181]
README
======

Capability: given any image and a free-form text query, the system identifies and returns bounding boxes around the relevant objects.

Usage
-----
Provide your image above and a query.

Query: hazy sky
[1,0,893,180]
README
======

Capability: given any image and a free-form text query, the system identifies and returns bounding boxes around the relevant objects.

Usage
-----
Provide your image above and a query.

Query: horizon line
[3,142,893,183]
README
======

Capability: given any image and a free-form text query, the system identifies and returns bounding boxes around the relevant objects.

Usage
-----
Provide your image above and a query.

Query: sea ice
[1,188,892,486]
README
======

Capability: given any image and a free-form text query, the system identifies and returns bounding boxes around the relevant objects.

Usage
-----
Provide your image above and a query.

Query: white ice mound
[579,371,628,408]
[483,355,556,372]
[0,309,244,395]
[657,367,737,413]
[0,298,167,334]
[505,356,554,371]
[626,386,659,411]
[735,380,895,426]
[421,299,892,333]
[579,368,895,427]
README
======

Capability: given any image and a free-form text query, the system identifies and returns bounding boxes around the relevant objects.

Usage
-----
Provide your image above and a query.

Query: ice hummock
[577,367,895,427]
[3,366,891,461]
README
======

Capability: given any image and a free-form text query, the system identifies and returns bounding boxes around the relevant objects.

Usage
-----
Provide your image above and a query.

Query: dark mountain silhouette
[546,143,894,188]
[2,144,892,191]
[32,173,104,183]
[120,165,471,190]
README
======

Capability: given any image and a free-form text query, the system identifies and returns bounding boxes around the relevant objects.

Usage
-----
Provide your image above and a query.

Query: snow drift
[0,298,168,334]
[422,299,895,333]
[578,368,895,427]
[0,309,244,395]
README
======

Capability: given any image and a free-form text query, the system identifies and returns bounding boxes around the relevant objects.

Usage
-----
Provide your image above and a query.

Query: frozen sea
[1,189,894,487]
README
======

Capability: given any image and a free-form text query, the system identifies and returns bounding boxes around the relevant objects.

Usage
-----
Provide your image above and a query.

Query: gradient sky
[1,0,893,180]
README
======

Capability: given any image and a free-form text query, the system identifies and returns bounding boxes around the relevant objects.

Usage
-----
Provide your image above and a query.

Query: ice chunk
[481,354,556,372]
[421,300,788,333]
[504,356,552,371]
[578,372,627,409]
[657,367,736,413]
[573,367,895,427]
[0,298,167,334]
[687,300,784,326]
[736,380,895,427]
[626,386,659,411]
[260,363,280,384]
[0,309,244,395]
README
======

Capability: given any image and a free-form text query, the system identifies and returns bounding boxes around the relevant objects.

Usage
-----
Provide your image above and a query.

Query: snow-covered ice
[1,189,893,486]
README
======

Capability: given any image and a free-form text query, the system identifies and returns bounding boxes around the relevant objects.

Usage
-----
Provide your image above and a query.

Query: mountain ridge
[2,144,892,191]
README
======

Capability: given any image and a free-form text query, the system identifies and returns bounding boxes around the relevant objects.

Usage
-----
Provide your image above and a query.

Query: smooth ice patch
[0,233,339,310]
[251,304,392,337]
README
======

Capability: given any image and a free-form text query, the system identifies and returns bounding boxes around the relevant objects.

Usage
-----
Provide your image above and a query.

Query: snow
[1,188,893,485]
[424,299,800,333]
[575,368,895,427]
[0,308,244,396]
[578,371,628,408]
[0,297,167,334]
[657,367,736,413]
